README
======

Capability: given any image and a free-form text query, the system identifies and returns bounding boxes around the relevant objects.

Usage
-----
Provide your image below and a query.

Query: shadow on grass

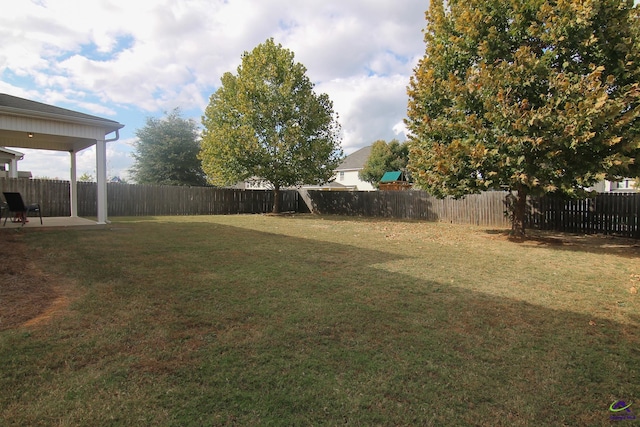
[484,227,640,259]
[0,221,638,426]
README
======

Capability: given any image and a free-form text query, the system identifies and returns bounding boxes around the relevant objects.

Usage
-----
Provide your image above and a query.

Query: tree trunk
[511,185,528,237]
[272,186,281,214]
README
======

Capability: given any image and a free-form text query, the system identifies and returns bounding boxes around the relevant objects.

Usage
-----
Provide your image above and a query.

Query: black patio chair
[2,192,42,226]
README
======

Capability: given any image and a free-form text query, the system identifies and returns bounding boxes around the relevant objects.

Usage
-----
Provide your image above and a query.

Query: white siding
[0,115,104,139]
[0,115,105,151]
[334,169,375,191]
[589,179,638,193]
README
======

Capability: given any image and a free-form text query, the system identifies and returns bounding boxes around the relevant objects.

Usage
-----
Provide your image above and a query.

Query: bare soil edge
[0,233,79,331]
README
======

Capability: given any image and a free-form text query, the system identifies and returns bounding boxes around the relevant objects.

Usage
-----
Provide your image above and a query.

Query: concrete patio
[0,216,108,230]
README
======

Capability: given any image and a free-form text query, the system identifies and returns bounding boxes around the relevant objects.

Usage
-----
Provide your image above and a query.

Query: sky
[0,0,428,181]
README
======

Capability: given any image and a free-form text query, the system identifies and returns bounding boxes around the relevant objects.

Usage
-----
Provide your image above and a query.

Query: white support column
[69,151,78,217]
[9,158,18,178]
[96,139,108,224]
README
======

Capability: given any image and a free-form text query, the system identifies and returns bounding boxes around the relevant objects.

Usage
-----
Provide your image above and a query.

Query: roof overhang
[0,93,124,152]
[0,146,24,162]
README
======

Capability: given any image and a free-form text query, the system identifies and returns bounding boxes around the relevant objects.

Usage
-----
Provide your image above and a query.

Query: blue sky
[1,0,427,181]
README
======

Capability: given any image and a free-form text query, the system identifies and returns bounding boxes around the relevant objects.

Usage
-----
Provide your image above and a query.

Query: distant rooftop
[336,146,372,171]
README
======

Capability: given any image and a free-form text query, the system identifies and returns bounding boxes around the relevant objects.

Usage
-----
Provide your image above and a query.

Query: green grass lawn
[1,215,639,426]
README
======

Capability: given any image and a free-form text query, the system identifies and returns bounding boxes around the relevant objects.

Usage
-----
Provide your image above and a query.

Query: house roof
[0,93,124,152]
[336,145,372,171]
[304,181,349,190]
[0,93,123,130]
[0,146,24,161]
[381,171,403,182]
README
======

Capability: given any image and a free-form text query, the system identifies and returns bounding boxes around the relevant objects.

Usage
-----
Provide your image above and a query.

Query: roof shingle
[336,146,372,171]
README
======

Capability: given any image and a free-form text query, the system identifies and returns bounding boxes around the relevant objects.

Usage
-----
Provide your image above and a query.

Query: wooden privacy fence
[1,177,639,237]
[0,178,300,217]
[77,183,301,216]
[308,190,511,227]
[309,190,640,238]
[0,178,70,217]
[528,193,640,238]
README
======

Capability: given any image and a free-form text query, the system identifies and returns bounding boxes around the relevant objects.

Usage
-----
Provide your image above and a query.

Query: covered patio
[0,93,124,224]
[0,216,107,230]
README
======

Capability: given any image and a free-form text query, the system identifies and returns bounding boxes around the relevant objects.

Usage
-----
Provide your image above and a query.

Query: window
[611,178,635,190]
[339,171,344,181]
[613,180,632,190]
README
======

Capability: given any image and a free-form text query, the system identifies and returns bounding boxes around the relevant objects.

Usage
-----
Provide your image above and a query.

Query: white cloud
[318,74,411,152]
[16,150,70,181]
[1,0,428,176]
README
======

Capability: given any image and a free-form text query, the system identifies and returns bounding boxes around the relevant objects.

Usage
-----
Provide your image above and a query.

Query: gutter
[105,129,120,142]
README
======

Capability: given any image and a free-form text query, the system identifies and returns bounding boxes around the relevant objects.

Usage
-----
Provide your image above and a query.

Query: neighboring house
[238,145,375,191]
[235,177,279,190]
[590,178,638,193]
[331,145,374,191]
[0,147,31,178]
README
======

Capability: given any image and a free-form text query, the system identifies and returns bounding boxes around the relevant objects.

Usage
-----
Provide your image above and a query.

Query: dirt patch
[0,232,76,330]
[485,228,640,250]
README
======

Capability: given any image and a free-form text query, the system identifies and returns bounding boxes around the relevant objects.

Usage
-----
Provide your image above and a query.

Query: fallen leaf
[589,320,597,326]
[630,286,638,295]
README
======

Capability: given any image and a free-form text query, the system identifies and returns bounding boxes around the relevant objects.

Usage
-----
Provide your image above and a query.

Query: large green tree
[359,139,409,188]
[406,0,640,235]
[199,38,343,213]
[130,109,206,186]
